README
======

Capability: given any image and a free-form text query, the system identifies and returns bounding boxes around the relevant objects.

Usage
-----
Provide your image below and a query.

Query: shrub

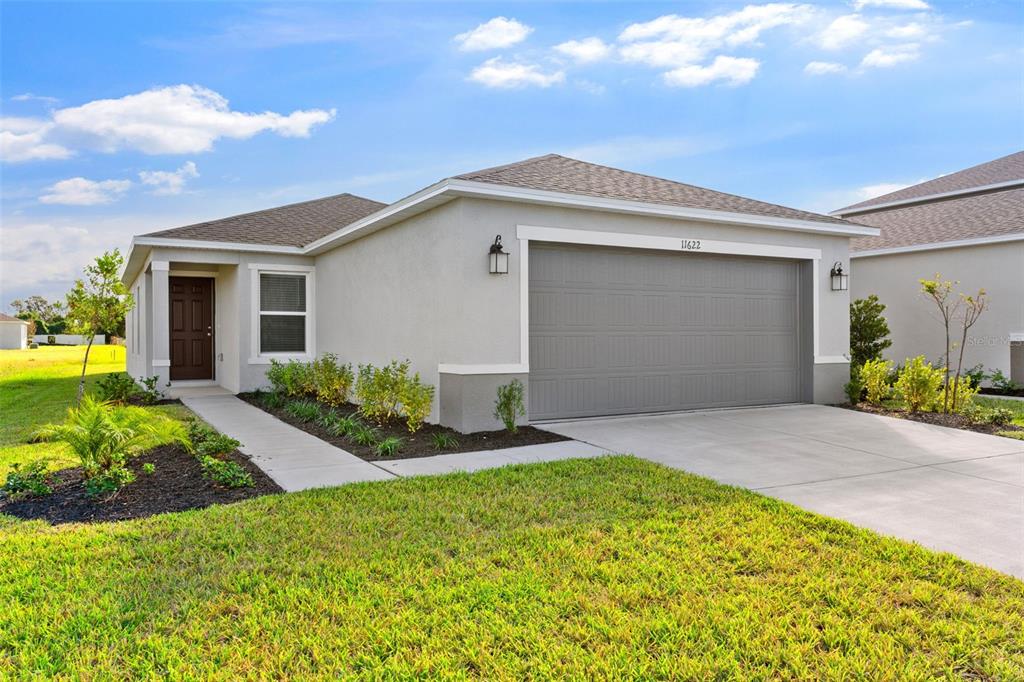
[964,364,986,389]
[260,390,286,410]
[199,456,254,488]
[374,436,403,458]
[186,418,217,446]
[267,359,315,397]
[84,467,135,498]
[39,396,189,492]
[494,379,526,433]
[311,354,354,407]
[195,433,241,458]
[988,368,1021,393]
[137,376,164,405]
[355,362,405,424]
[399,373,434,433]
[95,372,139,404]
[971,406,1014,426]
[860,358,893,405]
[844,367,864,405]
[949,375,979,414]
[142,462,156,475]
[849,295,893,367]
[894,356,945,413]
[431,432,460,451]
[2,460,52,501]
[285,399,323,423]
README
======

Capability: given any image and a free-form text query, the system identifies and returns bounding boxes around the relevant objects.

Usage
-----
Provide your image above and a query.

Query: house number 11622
[681,239,702,251]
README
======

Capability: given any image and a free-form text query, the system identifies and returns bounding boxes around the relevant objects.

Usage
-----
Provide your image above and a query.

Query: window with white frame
[258,273,308,354]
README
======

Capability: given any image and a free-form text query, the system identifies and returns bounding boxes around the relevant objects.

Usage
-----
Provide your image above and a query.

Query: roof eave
[850,232,1024,258]
[833,178,1024,217]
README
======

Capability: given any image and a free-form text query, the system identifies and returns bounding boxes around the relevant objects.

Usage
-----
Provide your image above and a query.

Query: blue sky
[2,1,1022,309]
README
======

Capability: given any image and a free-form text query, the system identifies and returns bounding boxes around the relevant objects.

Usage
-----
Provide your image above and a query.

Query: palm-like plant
[38,396,190,479]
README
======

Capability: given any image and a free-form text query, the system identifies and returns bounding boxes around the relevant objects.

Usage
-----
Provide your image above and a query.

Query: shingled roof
[837,151,1024,213]
[143,193,387,248]
[456,154,852,225]
[0,313,29,324]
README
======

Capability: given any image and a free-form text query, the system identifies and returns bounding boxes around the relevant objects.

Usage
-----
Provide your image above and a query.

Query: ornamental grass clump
[494,379,526,433]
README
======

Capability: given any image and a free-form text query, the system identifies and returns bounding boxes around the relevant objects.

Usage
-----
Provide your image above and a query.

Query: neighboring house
[0,313,30,349]
[837,151,1024,384]
[121,154,876,431]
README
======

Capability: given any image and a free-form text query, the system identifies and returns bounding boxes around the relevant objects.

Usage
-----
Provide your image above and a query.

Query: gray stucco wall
[851,241,1024,377]
[439,372,529,433]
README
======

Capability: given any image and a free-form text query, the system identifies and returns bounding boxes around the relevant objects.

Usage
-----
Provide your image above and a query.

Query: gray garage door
[529,243,802,420]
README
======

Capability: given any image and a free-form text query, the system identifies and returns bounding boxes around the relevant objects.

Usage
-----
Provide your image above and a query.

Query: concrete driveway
[538,405,1023,578]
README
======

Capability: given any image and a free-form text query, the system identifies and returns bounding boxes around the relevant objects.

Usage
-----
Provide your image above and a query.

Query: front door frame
[168,274,216,382]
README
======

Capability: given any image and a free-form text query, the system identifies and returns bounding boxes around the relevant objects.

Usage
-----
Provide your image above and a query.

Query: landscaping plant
[843,366,864,405]
[142,463,156,475]
[919,276,989,413]
[950,289,988,412]
[137,376,165,405]
[964,364,986,389]
[894,356,945,413]
[327,415,364,438]
[349,424,380,447]
[285,399,323,423]
[860,358,893,405]
[2,460,52,501]
[310,353,354,406]
[988,368,1021,394]
[65,250,134,404]
[849,295,892,367]
[199,456,253,488]
[374,436,403,458]
[194,433,242,459]
[356,361,407,424]
[494,379,526,433]
[398,372,434,433]
[431,432,460,451]
[267,359,315,397]
[95,372,140,404]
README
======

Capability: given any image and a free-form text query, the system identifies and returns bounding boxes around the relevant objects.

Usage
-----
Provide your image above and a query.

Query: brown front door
[169,277,213,381]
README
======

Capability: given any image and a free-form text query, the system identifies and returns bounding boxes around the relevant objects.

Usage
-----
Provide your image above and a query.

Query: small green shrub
[142,462,156,475]
[349,424,380,447]
[267,359,315,397]
[195,433,241,458]
[844,367,864,405]
[949,375,980,414]
[2,460,52,501]
[860,358,893,405]
[137,376,164,405]
[494,379,526,433]
[399,373,434,433]
[260,390,286,409]
[95,372,138,404]
[285,399,323,423]
[186,417,217,446]
[374,436,403,458]
[199,456,254,488]
[894,356,944,413]
[979,406,1015,426]
[964,364,986,389]
[356,362,406,424]
[84,467,136,498]
[311,353,354,407]
[431,432,460,451]
[849,295,893,367]
[988,368,1021,393]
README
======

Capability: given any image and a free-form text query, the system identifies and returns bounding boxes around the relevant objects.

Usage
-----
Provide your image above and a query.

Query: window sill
[248,354,313,365]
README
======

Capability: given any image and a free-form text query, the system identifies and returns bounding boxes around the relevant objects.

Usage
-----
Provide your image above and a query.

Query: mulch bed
[979,387,1024,398]
[0,446,281,525]
[840,402,1024,437]
[238,393,569,461]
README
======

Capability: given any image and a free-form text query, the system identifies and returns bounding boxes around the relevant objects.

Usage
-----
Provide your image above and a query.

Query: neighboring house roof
[0,313,29,325]
[456,154,853,226]
[142,193,387,248]
[836,151,1024,213]
[839,151,1024,255]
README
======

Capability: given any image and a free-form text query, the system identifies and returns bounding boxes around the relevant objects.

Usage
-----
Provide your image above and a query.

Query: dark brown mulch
[979,387,1024,398]
[0,446,282,525]
[238,393,569,461]
[839,402,1024,437]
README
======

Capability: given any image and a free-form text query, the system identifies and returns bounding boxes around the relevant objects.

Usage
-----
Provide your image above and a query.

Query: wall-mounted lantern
[489,234,509,274]
[830,261,849,291]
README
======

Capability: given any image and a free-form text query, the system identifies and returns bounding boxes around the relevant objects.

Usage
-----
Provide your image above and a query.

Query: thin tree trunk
[952,328,968,412]
[77,334,95,405]
[942,317,951,413]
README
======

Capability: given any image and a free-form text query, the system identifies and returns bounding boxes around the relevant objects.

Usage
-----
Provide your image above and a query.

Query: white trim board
[438,363,529,375]
[135,236,304,254]
[851,233,1024,258]
[833,179,1024,216]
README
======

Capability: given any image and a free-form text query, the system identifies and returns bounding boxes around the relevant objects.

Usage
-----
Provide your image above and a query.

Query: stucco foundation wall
[439,372,529,433]
[851,241,1024,377]
[316,197,854,423]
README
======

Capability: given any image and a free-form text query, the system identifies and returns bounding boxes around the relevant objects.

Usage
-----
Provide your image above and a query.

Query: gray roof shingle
[837,151,1024,213]
[456,154,853,225]
[142,193,387,248]
[0,313,29,324]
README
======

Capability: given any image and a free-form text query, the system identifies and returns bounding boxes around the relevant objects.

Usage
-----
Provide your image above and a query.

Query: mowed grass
[0,345,187,477]
[2,457,1022,679]
[976,395,1024,427]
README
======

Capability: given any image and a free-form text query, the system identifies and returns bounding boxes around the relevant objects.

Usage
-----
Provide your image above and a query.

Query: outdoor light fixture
[489,234,509,274]
[830,261,849,291]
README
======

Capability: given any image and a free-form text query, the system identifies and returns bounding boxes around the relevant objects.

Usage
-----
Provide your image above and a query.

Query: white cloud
[139,161,199,195]
[853,0,930,10]
[454,17,532,51]
[469,57,565,88]
[554,37,611,64]
[804,60,847,75]
[0,117,73,162]
[1,85,334,162]
[575,79,607,95]
[885,22,927,39]
[861,43,920,67]
[39,177,133,206]
[11,93,59,104]
[817,14,869,50]
[664,56,760,87]
[857,182,912,199]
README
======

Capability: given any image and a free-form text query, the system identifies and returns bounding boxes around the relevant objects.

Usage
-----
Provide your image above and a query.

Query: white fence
[32,334,106,346]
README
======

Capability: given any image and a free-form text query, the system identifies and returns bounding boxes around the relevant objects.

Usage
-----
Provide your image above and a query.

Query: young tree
[9,295,64,334]
[849,295,893,367]
[950,290,988,411]
[65,250,134,404]
[920,276,960,413]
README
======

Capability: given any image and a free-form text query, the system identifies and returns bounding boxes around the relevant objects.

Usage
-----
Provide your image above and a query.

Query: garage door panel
[530,243,802,420]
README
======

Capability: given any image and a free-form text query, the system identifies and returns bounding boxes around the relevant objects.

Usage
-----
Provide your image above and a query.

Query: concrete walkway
[182,395,395,491]
[538,404,1024,578]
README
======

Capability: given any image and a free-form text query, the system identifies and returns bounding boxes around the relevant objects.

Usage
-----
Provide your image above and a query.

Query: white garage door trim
[516,224,826,369]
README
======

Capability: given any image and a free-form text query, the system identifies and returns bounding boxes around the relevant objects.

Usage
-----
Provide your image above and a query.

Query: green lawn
[976,395,1024,427]
[2,456,1021,679]
[0,345,188,477]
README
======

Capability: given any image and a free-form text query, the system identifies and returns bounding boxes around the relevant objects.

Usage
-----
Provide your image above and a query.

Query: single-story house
[837,151,1023,384]
[0,313,30,350]
[121,154,877,431]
